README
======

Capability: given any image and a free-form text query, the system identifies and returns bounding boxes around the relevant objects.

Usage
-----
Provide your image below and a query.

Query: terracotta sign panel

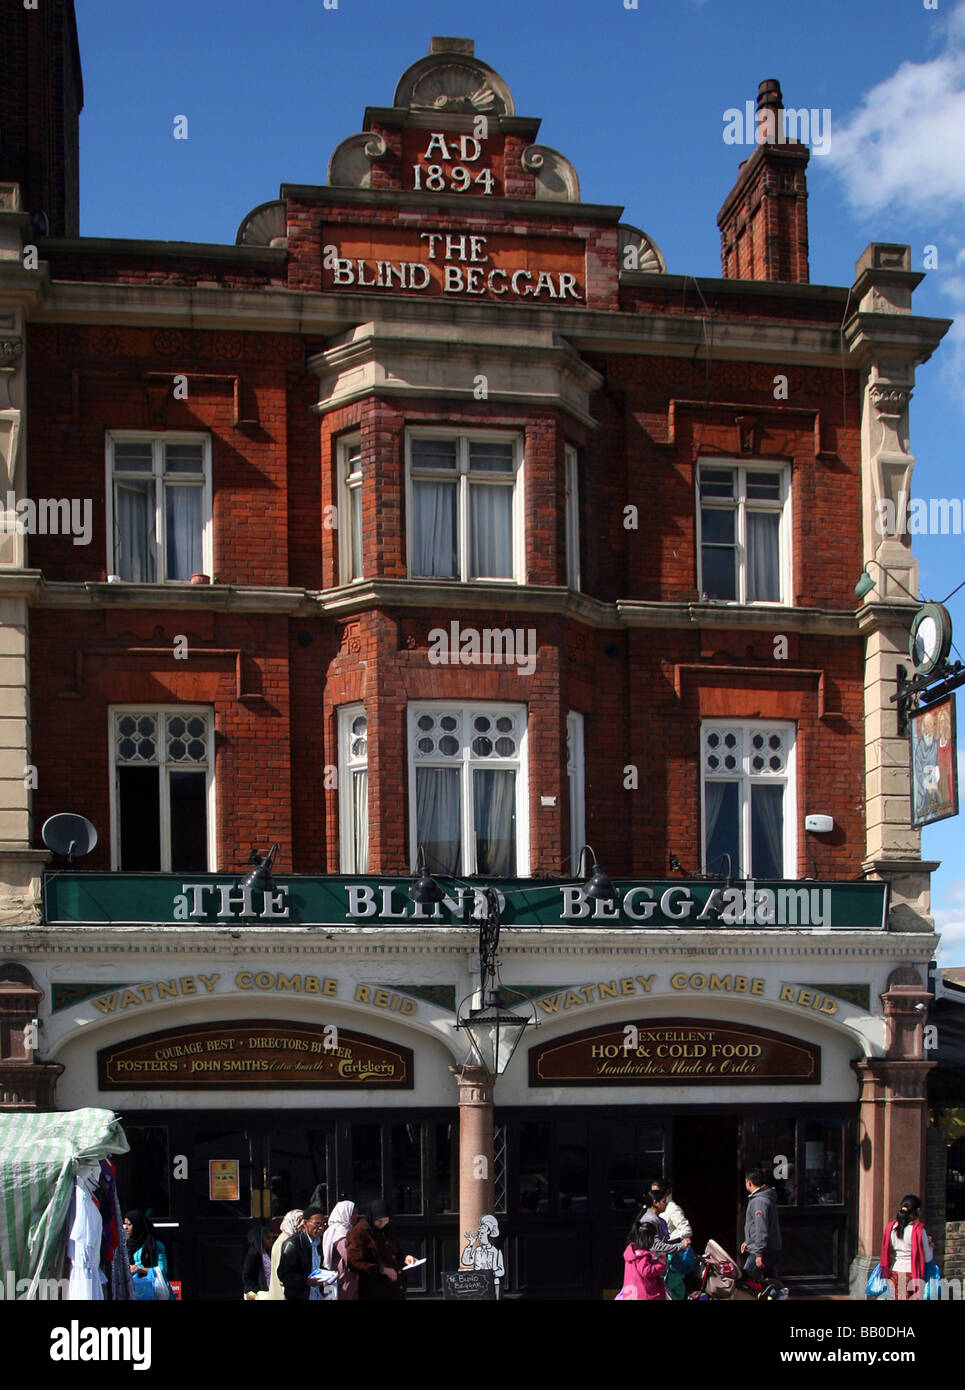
[98,1019,413,1089]
[529,1018,820,1087]
[401,128,505,197]
[321,224,585,302]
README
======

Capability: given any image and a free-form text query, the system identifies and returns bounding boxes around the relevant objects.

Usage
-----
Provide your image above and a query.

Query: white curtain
[115,482,155,582]
[165,485,202,580]
[416,767,461,875]
[412,480,457,577]
[751,784,784,877]
[349,483,363,580]
[747,512,780,601]
[470,484,513,578]
[704,780,727,870]
[473,769,516,876]
[353,770,369,874]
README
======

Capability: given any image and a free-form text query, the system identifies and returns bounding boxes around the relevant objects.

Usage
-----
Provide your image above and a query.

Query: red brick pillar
[853,980,934,1287]
[451,1064,495,1265]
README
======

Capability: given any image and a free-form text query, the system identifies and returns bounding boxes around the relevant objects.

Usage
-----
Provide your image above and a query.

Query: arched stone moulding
[618,223,668,274]
[394,53,515,116]
[521,145,581,202]
[327,132,388,189]
[235,200,287,248]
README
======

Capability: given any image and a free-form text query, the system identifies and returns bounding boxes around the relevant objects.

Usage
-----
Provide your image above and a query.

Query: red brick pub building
[0,15,952,1298]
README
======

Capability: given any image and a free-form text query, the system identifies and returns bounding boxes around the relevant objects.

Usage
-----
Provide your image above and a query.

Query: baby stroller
[687,1238,738,1300]
[741,1265,789,1300]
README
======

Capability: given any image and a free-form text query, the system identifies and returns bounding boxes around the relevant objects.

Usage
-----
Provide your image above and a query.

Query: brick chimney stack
[0,0,84,237]
[717,79,810,284]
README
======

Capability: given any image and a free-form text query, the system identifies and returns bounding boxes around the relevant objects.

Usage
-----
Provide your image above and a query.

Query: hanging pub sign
[529,1018,821,1087]
[97,1020,413,1090]
[321,225,585,302]
[910,695,958,827]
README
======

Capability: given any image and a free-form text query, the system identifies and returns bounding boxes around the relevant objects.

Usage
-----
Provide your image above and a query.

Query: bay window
[408,703,528,876]
[702,721,795,878]
[407,432,522,582]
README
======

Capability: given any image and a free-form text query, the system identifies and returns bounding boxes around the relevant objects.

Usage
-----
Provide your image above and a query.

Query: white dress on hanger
[67,1176,103,1300]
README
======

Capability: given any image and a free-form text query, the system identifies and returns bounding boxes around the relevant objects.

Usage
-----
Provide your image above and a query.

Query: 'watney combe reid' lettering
[325,232,583,301]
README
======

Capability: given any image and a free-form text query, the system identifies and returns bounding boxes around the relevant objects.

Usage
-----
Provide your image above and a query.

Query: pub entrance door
[116,1110,461,1299]
[118,1114,334,1300]
[671,1114,743,1255]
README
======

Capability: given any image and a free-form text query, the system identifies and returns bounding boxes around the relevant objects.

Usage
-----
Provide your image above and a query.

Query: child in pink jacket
[620,1216,669,1300]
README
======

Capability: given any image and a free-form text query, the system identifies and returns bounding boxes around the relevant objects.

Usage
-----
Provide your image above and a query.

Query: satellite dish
[42,813,98,867]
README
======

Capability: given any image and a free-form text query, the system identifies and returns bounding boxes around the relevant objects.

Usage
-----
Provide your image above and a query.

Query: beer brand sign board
[97,1020,413,1090]
[529,1018,820,1087]
[321,224,585,302]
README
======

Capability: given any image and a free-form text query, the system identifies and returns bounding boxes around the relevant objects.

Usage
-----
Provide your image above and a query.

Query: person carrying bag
[123,1210,172,1301]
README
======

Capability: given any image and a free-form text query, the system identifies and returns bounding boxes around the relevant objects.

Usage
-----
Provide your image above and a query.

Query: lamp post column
[451,1063,495,1262]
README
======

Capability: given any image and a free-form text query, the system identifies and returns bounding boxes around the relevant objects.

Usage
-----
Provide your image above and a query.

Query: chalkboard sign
[442,1269,496,1300]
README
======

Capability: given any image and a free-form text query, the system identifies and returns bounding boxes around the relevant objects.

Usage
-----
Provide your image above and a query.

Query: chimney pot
[429,36,475,55]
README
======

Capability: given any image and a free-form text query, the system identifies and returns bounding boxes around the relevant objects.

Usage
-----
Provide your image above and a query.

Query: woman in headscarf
[242,1225,275,1299]
[267,1209,304,1301]
[123,1211,168,1299]
[345,1199,409,1302]
[322,1200,358,1300]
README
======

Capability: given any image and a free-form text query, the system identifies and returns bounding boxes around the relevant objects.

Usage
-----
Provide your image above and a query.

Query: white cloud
[828,6,965,216]
[825,8,965,405]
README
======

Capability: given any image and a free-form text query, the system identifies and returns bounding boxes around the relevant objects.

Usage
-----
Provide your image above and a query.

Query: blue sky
[74,0,965,960]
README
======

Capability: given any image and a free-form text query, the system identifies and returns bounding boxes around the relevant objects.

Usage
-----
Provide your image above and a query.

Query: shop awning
[0,1107,128,1299]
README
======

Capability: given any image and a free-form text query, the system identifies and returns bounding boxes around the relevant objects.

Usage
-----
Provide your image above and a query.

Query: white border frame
[699,719,797,878]
[336,434,363,585]
[564,443,581,591]
[338,702,368,872]
[404,427,525,583]
[407,700,530,876]
[108,704,217,871]
[695,459,791,605]
[566,709,585,875]
[105,431,213,582]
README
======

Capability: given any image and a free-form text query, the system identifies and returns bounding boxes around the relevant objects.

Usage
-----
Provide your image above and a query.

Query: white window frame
[338,703,369,873]
[696,460,791,605]
[564,444,581,591]
[566,710,585,875]
[700,720,796,879]
[337,435,363,584]
[405,428,525,583]
[108,704,217,871]
[407,701,529,876]
[106,431,213,583]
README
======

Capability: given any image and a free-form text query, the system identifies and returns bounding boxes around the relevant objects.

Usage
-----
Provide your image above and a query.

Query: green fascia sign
[42,874,888,930]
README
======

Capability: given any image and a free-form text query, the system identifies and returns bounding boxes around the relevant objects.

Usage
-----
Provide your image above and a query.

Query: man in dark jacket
[741,1168,782,1281]
[278,1206,326,1301]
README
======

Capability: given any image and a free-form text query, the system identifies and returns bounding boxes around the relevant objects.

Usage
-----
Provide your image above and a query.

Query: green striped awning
[0,1108,129,1299]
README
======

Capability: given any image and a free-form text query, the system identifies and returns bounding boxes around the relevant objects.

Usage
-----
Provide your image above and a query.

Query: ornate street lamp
[452,885,536,1077]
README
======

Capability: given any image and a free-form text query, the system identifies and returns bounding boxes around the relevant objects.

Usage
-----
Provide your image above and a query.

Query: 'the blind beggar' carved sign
[98,1020,413,1089]
[321,226,585,302]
